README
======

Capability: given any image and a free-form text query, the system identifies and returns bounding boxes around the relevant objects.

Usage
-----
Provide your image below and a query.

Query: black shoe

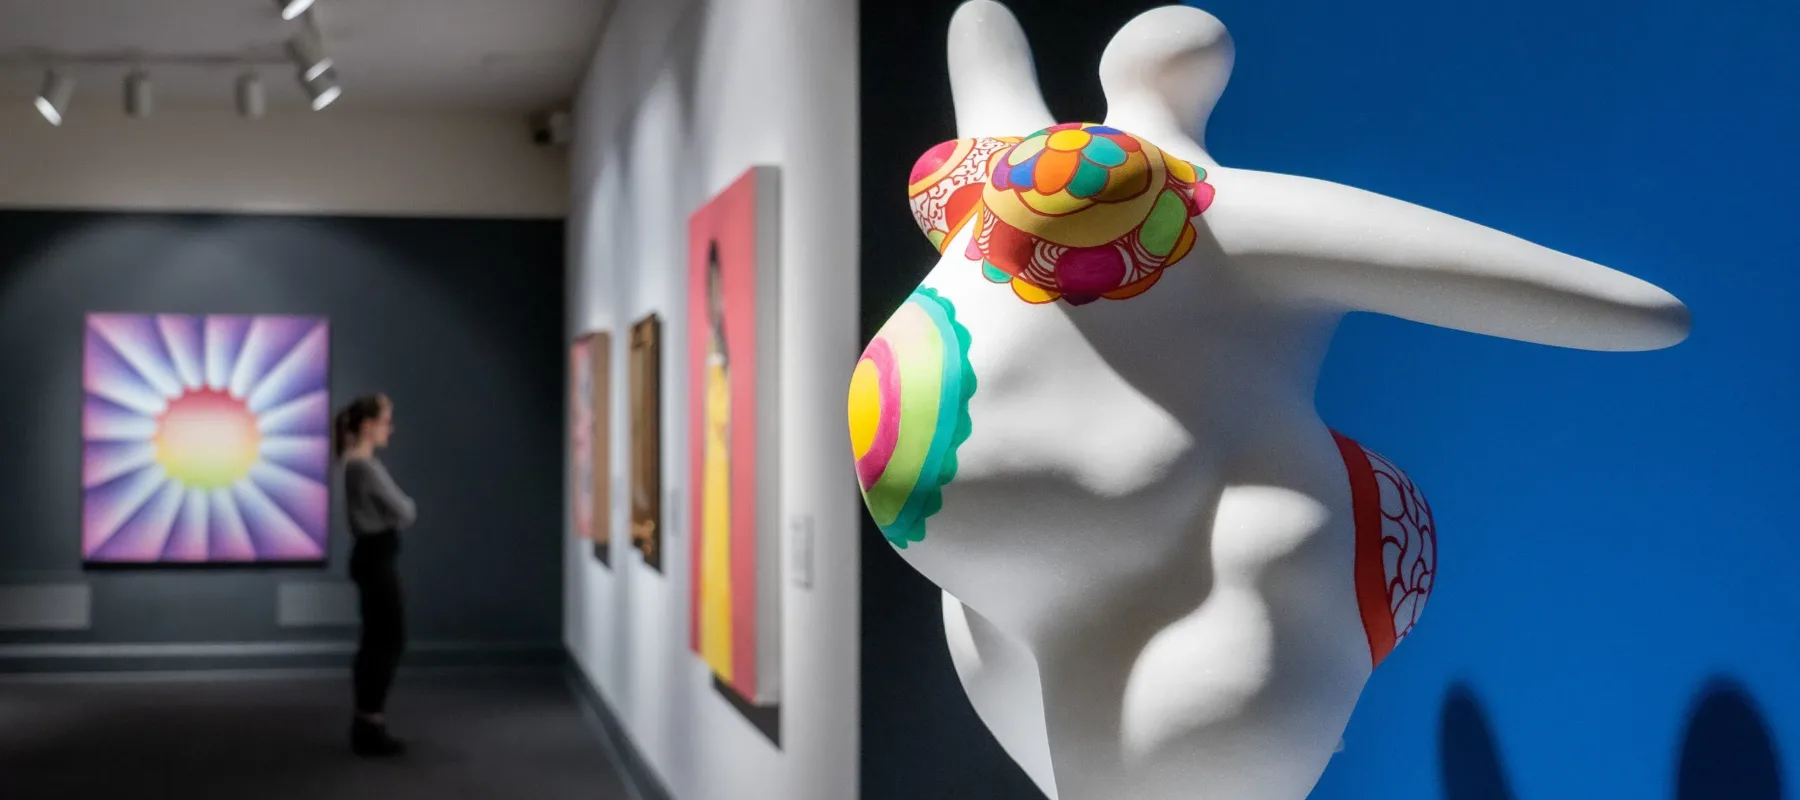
[351,717,407,757]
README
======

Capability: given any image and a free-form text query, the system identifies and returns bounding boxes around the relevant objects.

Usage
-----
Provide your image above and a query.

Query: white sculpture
[848,3,1691,799]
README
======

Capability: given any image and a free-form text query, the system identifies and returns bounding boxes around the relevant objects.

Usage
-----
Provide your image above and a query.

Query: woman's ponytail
[332,407,353,459]
[333,394,387,460]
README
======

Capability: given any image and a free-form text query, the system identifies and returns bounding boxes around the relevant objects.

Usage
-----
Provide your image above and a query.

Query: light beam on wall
[125,70,153,118]
[236,72,266,119]
[35,70,75,126]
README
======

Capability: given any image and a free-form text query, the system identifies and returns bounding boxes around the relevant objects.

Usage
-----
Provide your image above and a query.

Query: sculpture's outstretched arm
[1091,5,1688,352]
[1202,167,1691,352]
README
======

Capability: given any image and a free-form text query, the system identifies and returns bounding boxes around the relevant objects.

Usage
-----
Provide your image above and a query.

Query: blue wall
[1185,0,1797,797]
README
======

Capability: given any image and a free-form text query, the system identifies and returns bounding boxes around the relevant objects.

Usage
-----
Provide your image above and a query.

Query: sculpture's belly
[1112,471,1365,764]
[909,455,1217,641]
[1109,588,1361,800]
[1104,437,1437,798]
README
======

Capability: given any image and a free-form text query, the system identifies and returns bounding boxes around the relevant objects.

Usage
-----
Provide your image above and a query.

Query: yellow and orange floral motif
[905,123,1216,306]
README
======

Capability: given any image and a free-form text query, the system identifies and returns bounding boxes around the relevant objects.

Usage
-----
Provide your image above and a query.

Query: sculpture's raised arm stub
[1101,5,1234,169]
[949,0,1055,139]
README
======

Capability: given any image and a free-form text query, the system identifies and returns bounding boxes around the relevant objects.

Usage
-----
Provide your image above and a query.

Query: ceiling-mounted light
[35,70,75,126]
[303,57,333,83]
[124,70,153,118]
[302,68,341,111]
[277,0,318,21]
[284,30,333,82]
[236,72,266,119]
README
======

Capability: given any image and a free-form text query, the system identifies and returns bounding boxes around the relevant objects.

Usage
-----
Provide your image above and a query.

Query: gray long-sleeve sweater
[344,456,417,534]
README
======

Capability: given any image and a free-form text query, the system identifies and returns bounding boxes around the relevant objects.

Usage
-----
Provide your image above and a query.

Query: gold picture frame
[629,314,663,570]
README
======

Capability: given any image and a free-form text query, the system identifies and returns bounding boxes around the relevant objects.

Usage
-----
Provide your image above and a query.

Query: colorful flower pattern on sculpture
[908,136,1019,253]
[848,287,976,549]
[974,123,1213,305]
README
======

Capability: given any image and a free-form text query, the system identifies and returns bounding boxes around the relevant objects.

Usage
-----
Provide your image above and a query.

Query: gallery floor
[0,667,634,799]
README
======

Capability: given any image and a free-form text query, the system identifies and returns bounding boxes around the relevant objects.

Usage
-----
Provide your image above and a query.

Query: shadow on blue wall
[1179,0,1800,795]
[1437,678,1784,800]
[1439,683,1516,800]
[1677,678,1783,800]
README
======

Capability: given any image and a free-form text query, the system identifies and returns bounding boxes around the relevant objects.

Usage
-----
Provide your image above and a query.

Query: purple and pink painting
[82,313,331,564]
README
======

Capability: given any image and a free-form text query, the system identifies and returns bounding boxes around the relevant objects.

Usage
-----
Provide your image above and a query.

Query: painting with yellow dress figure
[687,166,782,709]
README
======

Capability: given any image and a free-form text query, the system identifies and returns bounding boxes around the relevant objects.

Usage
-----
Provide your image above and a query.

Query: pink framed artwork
[572,331,612,565]
[687,166,782,707]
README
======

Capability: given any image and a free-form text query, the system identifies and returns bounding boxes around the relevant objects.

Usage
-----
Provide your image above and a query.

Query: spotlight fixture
[284,28,333,82]
[35,70,75,126]
[301,68,341,111]
[125,70,153,118]
[236,72,266,119]
[303,56,333,83]
[277,0,318,21]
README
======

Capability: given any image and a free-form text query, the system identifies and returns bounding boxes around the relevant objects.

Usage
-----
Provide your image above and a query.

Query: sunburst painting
[82,313,332,564]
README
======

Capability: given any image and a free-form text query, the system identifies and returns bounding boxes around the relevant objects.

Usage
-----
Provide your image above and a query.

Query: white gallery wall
[564,0,859,797]
[0,104,567,218]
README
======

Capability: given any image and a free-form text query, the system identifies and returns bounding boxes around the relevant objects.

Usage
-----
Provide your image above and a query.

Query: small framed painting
[628,313,664,571]
[571,331,613,565]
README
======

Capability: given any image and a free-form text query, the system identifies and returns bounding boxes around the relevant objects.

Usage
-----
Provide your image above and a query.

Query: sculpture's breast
[848,286,978,550]
[1329,431,1437,664]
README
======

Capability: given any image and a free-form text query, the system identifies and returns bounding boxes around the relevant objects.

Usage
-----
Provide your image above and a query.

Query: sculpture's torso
[861,249,1436,798]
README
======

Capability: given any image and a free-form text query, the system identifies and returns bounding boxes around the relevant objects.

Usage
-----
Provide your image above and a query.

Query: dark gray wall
[0,210,565,664]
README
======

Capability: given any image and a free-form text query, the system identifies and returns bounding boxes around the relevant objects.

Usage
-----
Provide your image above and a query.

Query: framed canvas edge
[590,329,615,567]
[751,163,783,706]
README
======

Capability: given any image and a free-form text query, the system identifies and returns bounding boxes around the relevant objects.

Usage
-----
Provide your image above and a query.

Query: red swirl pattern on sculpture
[1331,430,1437,667]
[1365,448,1436,644]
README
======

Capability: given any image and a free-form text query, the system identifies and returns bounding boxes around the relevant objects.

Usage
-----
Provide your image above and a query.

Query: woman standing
[334,393,415,757]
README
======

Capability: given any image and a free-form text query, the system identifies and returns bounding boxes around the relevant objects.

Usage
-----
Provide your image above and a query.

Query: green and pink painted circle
[848,288,976,549]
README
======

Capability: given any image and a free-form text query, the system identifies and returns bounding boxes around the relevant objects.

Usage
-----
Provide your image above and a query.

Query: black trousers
[350,531,406,715]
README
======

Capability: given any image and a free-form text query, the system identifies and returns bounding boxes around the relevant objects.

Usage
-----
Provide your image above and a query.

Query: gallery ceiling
[0,0,611,112]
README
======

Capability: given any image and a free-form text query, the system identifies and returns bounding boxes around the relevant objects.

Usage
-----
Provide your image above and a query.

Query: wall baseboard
[0,640,563,674]
[563,658,675,800]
